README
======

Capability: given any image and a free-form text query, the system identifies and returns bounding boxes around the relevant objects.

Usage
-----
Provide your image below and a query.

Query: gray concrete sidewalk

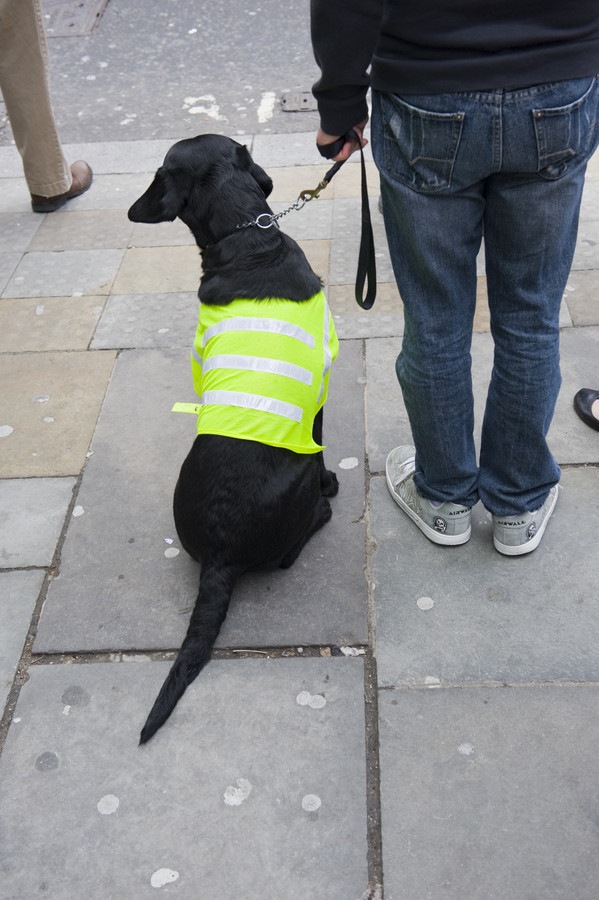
[1,132,599,900]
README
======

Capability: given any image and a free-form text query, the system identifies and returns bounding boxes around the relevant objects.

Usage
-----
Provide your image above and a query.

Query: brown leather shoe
[30,160,93,213]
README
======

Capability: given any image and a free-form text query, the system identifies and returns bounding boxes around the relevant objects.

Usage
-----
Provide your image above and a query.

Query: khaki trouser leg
[0,0,71,196]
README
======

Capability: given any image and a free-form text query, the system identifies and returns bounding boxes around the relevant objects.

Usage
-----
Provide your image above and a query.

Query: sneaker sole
[493,486,558,556]
[385,470,471,546]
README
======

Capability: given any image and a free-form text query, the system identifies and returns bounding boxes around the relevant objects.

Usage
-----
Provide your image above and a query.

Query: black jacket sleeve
[310,0,383,135]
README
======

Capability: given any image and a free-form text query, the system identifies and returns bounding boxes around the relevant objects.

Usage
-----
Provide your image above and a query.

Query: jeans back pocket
[533,76,599,180]
[381,92,464,193]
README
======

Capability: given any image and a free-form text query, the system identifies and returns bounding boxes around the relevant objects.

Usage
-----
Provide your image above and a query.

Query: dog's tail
[139,565,237,745]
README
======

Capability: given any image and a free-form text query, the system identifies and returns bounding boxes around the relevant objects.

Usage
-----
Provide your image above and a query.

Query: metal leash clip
[261,158,346,223]
[298,179,328,203]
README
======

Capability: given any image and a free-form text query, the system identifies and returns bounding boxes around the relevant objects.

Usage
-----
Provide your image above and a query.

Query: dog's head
[127,134,273,246]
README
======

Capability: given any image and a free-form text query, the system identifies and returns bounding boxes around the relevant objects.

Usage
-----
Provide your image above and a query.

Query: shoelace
[393,456,416,488]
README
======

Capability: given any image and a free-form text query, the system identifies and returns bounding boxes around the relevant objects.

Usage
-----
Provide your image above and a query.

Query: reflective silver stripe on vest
[317,301,334,404]
[201,390,303,423]
[202,354,313,385]
[191,344,203,368]
[202,317,315,349]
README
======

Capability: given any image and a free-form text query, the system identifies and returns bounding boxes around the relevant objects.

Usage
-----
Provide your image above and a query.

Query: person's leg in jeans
[480,77,599,517]
[372,78,599,551]
[371,88,490,512]
[0,0,70,196]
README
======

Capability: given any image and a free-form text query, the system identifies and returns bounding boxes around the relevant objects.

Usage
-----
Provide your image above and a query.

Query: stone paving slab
[0,478,75,567]
[329,282,403,341]
[91,292,198,349]
[572,218,599,269]
[330,198,394,285]
[366,330,599,475]
[0,146,32,179]
[35,340,367,653]
[580,179,599,216]
[0,350,116,477]
[559,297,574,326]
[0,296,105,353]
[379,684,599,899]
[0,571,43,708]
[0,658,368,900]
[559,326,599,454]
[329,160,381,199]
[0,252,19,295]
[114,238,329,297]
[364,336,412,473]
[3,249,125,299]
[252,132,372,169]
[299,239,331,284]
[0,213,42,253]
[372,466,599,687]
[325,278,492,341]
[0,180,31,215]
[271,198,333,241]
[27,209,134,252]
[111,246,202,295]
[268,164,330,202]
[564,271,599,325]
[30,140,181,176]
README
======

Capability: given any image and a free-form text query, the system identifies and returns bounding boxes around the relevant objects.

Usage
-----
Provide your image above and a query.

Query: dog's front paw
[321,470,339,497]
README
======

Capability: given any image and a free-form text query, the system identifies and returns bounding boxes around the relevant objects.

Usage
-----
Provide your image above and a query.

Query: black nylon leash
[315,129,377,310]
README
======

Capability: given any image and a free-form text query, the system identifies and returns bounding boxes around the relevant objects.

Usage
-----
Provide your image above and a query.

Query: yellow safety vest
[173,291,338,454]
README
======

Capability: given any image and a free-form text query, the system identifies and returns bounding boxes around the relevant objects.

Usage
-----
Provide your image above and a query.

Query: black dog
[128,134,339,744]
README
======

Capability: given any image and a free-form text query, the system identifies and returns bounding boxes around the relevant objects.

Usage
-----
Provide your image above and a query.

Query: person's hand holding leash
[316,119,369,161]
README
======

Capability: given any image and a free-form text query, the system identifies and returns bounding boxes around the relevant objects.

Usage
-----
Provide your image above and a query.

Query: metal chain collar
[236,176,330,233]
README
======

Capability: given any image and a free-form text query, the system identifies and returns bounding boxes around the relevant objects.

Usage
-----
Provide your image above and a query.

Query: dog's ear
[128,167,184,223]
[236,145,273,199]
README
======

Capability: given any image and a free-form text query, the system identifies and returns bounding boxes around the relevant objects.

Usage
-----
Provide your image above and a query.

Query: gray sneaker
[492,485,559,556]
[385,446,471,545]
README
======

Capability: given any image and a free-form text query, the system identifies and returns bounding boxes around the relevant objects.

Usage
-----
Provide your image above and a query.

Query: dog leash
[313,129,376,310]
[240,129,377,310]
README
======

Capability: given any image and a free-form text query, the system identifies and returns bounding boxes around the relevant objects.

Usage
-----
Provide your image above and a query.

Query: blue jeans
[371,77,599,515]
